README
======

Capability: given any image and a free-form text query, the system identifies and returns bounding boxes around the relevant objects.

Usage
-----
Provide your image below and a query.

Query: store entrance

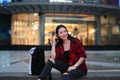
[45,13,96,45]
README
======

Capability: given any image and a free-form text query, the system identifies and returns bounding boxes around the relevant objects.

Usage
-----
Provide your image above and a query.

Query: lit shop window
[45,13,95,45]
[11,13,40,45]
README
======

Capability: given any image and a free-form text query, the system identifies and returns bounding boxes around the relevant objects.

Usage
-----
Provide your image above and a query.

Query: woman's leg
[61,68,87,80]
[53,60,69,73]
[38,59,69,80]
[38,60,53,80]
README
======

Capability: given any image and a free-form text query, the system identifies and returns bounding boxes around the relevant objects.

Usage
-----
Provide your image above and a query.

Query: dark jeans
[39,59,87,80]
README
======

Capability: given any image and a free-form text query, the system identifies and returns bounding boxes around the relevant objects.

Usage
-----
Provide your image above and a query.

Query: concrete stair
[0,72,38,80]
[0,71,120,80]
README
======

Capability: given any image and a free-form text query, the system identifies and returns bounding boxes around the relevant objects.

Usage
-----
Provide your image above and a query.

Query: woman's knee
[63,72,69,75]
[62,72,71,80]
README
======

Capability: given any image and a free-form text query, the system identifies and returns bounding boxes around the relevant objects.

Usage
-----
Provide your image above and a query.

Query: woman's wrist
[52,44,55,46]
[74,64,78,68]
[52,43,56,46]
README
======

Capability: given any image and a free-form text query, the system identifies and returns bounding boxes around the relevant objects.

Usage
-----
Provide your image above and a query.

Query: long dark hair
[55,25,74,45]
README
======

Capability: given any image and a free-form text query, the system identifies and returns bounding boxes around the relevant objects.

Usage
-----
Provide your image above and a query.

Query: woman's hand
[52,37,56,46]
[67,65,77,71]
[50,36,58,60]
[52,36,59,46]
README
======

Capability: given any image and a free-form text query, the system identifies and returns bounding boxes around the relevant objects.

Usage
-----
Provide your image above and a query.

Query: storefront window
[11,13,40,45]
[111,18,120,45]
[11,13,97,46]
[45,13,95,45]
[101,16,120,45]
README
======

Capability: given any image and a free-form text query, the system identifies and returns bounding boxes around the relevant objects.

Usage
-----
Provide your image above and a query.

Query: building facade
[0,0,120,48]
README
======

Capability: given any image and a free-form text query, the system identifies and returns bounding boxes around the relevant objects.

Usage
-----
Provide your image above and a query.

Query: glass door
[45,13,96,45]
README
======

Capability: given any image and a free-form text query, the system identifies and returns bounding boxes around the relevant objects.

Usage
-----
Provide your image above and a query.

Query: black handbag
[29,46,52,80]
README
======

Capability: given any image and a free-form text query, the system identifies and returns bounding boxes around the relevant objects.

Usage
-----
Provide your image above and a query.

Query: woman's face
[57,27,68,40]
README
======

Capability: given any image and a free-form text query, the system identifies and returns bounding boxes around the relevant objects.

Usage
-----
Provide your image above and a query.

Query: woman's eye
[60,32,63,34]
[59,31,62,34]
[64,30,67,32]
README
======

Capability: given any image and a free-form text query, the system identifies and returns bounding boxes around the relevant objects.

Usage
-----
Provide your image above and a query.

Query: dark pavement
[0,50,120,80]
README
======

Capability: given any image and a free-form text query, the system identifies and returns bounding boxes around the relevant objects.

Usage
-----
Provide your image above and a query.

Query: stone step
[0,71,120,80]
[0,72,37,80]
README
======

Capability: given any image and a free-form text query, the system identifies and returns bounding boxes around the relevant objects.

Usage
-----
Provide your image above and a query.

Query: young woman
[38,25,87,80]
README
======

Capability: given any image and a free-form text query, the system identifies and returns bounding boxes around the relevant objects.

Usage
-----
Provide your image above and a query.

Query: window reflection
[11,13,40,45]
[11,13,120,46]
[45,13,95,45]
[101,16,120,45]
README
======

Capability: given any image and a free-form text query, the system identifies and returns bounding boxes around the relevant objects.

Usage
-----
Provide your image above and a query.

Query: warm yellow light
[34,13,38,16]
[89,29,96,34]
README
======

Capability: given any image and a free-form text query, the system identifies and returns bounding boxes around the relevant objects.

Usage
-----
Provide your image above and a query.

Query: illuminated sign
[119,0,120,6]
[0,0,11,3]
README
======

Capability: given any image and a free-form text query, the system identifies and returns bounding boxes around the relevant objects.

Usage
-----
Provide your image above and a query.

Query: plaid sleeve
[76,39,87,58]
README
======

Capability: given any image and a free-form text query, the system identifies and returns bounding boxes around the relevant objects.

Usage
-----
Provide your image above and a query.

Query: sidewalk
[0,50,120,80]
[0,50,120,72]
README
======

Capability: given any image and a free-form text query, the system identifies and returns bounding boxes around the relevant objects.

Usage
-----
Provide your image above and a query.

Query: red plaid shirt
[55,38,87,71]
